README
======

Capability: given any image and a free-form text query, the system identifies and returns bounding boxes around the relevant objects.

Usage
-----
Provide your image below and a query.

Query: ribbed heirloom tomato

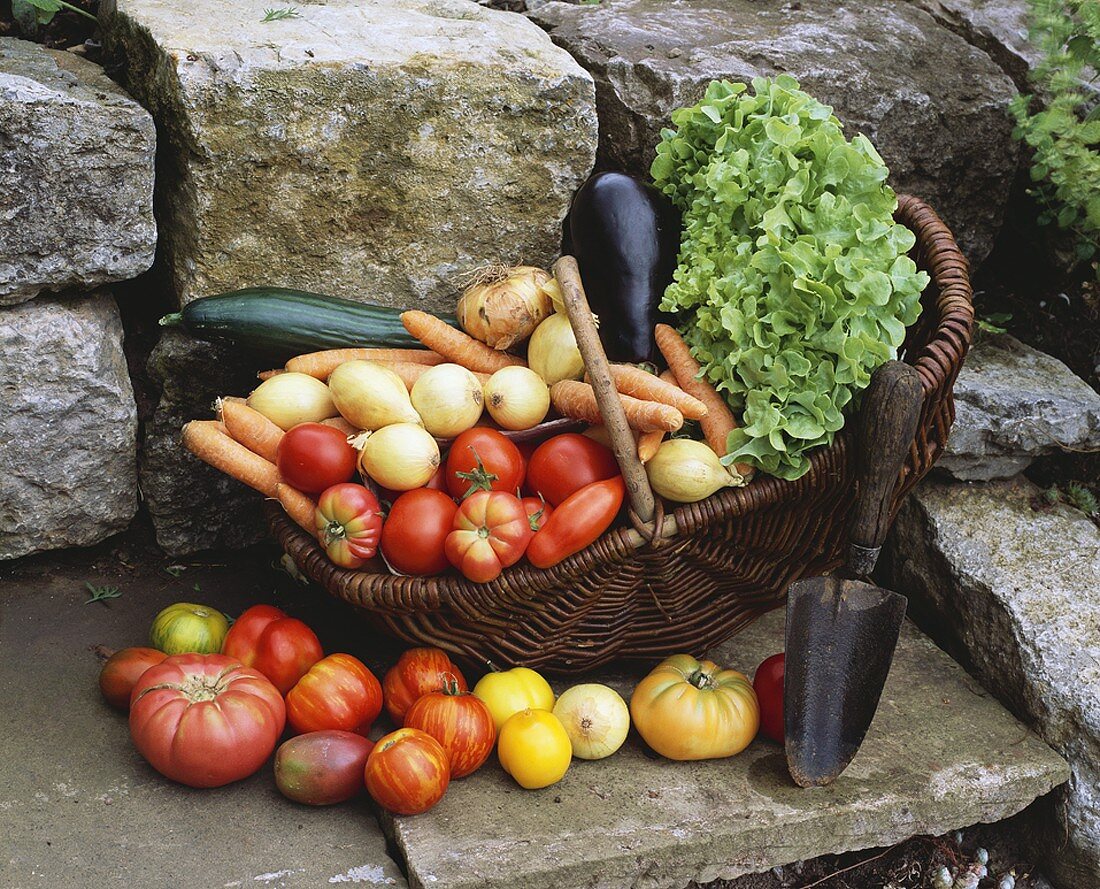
[221,604,324,695]
[382,647,468,724]
[365,728,450,815]
[315,483,383,569]
[404,678,496,778]
[286,653,383,736]
[445,490,532,583]
[129,653,286,788]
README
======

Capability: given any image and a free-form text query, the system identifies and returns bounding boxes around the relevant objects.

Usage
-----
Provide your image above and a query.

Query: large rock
[102,0,597,311]
[940,334,1100,481]
[0,39,156,305]
[888,477,1100,888]
[0,294,138,559]
[140,331,267,556]
[530,0,1019,266]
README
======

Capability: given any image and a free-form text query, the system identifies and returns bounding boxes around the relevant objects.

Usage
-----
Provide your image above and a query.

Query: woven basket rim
[270,192,973,613]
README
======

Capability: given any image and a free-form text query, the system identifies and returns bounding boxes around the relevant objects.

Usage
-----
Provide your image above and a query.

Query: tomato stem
[688,669,713,690]
[455,447,499,500]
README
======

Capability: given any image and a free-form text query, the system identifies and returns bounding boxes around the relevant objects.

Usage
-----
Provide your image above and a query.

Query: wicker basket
[270,194,973,673]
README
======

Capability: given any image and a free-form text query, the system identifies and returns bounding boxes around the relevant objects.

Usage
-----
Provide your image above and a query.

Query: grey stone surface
[940,334,1100,481]
[888,477,1100,888]
[0,553,407,889]
[381,608,1068,889]
[0,294,138,559]
[0,39,156,305]
[102,0,597,311]
[530,0,1019,266]
[140,330,267,556]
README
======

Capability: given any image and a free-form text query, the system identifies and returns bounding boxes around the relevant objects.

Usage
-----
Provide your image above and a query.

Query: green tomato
[150,602,229,655]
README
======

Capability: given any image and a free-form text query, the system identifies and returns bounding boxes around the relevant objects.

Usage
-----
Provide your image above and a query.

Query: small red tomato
[286,653,383,736]
[274,730,375,806]
[753,653,785,744]
[382,647,468,724]
[364,728,450,815]
[380,489,457,576]
[525,433,620,506]
[315,483,383,568]
[445,428,525,500]
[277,423,357,494]
[424,466,449,493]
[221,604,324,695]
[404,678,496,778]
[99,647,167,710]
[521,496,553,532]
[445,490,533,583]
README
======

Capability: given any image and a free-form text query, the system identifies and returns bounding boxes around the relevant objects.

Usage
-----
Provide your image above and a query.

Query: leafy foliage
[84,582,122,605]
[1009,0,1100,277]
[11,0,96,26]
[651,77,928,480]
[261,7,300,22]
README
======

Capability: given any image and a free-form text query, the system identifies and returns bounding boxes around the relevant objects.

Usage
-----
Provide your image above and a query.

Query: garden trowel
[784,360,924,788]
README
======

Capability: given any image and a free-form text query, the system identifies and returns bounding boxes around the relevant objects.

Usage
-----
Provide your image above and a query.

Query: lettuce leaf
[651,76,928,480]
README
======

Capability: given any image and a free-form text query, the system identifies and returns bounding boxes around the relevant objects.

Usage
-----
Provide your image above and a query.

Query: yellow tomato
[497,709,571,790]
[149,602,229,656]
[472,667,554,731]
[629,654,759,761]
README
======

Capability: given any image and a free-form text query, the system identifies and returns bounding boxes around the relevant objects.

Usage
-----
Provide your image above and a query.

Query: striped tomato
[403,678,495,778]
[382,647,467,724]
[286,654,382,736]
[364,728,450,815]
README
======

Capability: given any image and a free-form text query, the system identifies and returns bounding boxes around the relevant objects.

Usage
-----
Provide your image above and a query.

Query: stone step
[381,608,1069,889]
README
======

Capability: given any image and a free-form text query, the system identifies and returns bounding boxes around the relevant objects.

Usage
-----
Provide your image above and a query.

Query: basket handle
[552,256,657,525]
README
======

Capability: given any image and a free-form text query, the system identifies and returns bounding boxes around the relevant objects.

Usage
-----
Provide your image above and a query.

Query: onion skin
[552,683,630,760]
[329,360,420,430]
[246,373,338,431]
[358,423,440,491]
[484,366,550,431]
[457,266,554,350]
[527,314,584,386]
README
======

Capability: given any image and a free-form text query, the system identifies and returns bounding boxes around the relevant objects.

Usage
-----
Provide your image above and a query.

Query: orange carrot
[636,369,680,462]
[285,348,445,380]
[654,324,754,479]
[275,483,317,535]
[401,310,523,373]
[257,369,284,381]
[321,416,360,437]
[550,380,682,433]
[594,364,708,420]
[218,398,284,463]
[182,420,279,497]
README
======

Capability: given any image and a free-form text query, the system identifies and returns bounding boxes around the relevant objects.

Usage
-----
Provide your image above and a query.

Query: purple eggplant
[563,172,681,364]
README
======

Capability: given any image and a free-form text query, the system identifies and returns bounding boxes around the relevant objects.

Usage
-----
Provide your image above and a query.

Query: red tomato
[521,496,553,531]
[404,680,496,778]
[277,423,357,494]
[525,433,620,506]
[382,647,468,724]
[274,730,375,806]
[98,647,167,710]
[364,728,450,815]
[425,466,449,493]
[380,489,457,576]
[286,653,383,736]
[129,653,286,788]
[526,476,625,569]
[315,483,383,569]
[753,653,785,744]
[445,490,533,583]
[445,428,525,500]
[222,604,324,695]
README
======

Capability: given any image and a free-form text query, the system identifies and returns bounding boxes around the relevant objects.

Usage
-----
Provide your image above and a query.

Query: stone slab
[940,333,1100,481]
[0,548,407,889]
[0,39,156,305]
[0,293,139,560]
[530,0,1019,266]
[888,477,1100,888]
[382,609,1069,889]
[103,0,597,311]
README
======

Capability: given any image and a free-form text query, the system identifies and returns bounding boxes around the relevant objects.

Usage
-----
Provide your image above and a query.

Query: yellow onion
[527,314,584,386]
[357,423,439,490]
[246,372,337,431]
[552,683,630,761]
[328,360,420,430]
[645,439,744,502]
[457,265,556,351]
[483,366,550,431]
[410,363,484,438]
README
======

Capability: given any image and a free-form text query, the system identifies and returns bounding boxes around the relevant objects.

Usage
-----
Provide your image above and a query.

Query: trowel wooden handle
[848,360,923,576]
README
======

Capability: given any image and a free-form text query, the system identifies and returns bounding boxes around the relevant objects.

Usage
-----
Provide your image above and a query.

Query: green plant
[1040,481,1098,517]
[261,6,300,22]
[84,583,122,605]
[651,76,928,480]
[975,312,1013,338]
[12,0,96,25]
[1009,0,1100,278]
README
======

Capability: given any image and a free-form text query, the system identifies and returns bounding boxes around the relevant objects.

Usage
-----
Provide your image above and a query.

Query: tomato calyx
[454,447,498,499]
[687,668,715,690]
[134,665,238,704]
[321,518,350,545]
[440,673,465,696]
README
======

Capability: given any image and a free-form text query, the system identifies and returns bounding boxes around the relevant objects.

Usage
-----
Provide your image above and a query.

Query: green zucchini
[160,287,458,359]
